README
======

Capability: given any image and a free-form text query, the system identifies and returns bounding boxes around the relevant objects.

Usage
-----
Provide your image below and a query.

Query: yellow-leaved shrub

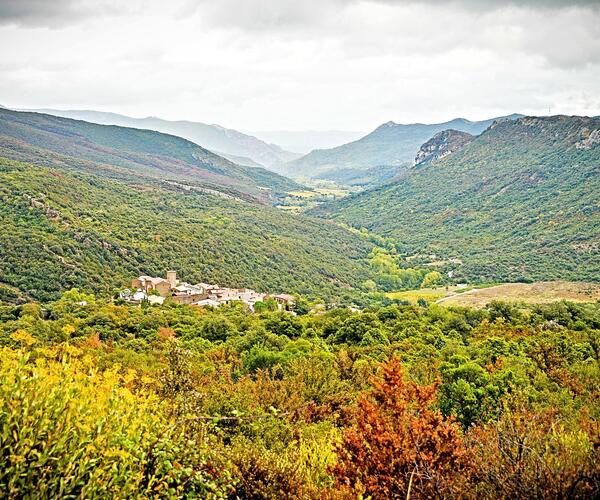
[0,345,233,498]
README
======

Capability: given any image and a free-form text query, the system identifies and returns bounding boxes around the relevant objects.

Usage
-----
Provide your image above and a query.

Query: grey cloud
[186,0,600,37]
[0,0,128,28]
[3,0,598,29]
[0,0,84,27]
[375,0,600,7]
[188,0,600,71]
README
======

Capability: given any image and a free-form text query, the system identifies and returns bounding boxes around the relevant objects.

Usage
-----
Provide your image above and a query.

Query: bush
[332,358,473,498]
[0,346,232,498]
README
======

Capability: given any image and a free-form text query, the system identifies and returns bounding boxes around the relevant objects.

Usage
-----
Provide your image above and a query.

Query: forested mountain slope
[0,156,375,302]
[316,115,600,283]
[284,114,522,182]
[24,108,301,169]
[0,109,300,202]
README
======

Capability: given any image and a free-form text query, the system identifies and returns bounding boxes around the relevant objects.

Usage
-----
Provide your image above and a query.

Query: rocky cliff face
[414,129,474,166]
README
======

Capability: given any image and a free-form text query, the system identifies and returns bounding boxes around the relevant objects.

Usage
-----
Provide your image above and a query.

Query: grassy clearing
[287,190,318,198]
[286,188,350,199]
[385,288,447,303]
[385,281,600,307]
[438,281,600,308]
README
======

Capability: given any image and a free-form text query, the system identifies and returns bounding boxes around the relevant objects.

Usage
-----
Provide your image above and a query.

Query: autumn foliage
[332,357,473,499]
[1,295,599,498]
[470,408,600,499]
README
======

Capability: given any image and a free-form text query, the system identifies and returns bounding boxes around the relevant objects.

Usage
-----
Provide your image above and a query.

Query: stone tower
[166,270,177,288]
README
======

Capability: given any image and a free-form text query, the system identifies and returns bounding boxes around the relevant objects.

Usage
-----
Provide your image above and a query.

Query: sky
[0,0,599,132]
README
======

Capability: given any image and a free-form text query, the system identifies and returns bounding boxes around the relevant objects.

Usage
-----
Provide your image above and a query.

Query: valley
[283,114,523,185]
[1,109,597,305]
[0,102,598,500]
[2,2,599,498]
[317,115,600,284]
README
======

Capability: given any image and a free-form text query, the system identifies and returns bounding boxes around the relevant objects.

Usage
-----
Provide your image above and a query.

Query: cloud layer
[0,0,598,130]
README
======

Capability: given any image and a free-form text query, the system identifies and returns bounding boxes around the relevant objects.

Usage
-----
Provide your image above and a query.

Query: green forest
[1,0,600,494]
[317,116,600,284]
[0,156,380,303]
[0,293,598,498]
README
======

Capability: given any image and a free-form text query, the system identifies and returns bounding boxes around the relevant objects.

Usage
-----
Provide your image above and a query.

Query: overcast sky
[1,0,599,131]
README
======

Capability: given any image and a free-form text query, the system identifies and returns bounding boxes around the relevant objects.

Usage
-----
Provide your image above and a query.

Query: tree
[332,358,473,499]
[421,271,442,289]
[199,316,235,342]
[293,297,311,316]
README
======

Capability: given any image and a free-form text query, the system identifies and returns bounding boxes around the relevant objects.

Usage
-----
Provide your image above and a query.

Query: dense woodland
[317,116,600,284]
[0,293,598,498]
[0,157,382,303]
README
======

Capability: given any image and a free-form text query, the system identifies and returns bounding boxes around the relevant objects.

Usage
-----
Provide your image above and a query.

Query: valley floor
[386,280,600,308]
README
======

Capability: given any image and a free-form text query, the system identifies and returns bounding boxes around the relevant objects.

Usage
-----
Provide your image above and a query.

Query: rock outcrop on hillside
[414,129,474,166]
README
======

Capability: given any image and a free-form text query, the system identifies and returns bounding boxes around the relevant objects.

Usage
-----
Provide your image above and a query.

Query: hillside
[0,156,376,303]
[414,129,474,166]
[0,109,301,202]
[23,108,301,169]
[285,114,522,184]
[316,115,600,283]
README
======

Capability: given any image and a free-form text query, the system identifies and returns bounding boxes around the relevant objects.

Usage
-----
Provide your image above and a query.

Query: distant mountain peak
[450,117,471,125]
[285,113,523,184]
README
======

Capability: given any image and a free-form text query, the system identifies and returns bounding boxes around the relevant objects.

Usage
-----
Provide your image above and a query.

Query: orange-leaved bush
[332,357,473,499]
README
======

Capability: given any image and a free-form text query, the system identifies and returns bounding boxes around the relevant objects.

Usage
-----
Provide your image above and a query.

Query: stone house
[132,273,174,297]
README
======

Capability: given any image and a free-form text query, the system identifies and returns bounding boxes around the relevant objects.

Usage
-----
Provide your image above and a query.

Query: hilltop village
[120,270,296,311]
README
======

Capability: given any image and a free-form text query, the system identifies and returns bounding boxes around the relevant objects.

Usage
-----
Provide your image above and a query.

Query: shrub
[469,408,600,499]
[0,346,231,498]
[332,357,473,498]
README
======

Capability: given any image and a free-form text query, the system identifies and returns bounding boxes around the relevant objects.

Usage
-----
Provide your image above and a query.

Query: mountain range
[316,115,600,283]
[0,108,300,203]
[284,114,523,185]
[21,108,302,170]
[0,109,378,303]
[1,107,598,303]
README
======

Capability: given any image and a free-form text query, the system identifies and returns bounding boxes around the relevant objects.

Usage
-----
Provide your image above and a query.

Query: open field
[385,281,600,307]
[437,281,600,308]
[278,186,353,213]
[385,287,448,303]
[286,187,350,199]
[286,190,318,198]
